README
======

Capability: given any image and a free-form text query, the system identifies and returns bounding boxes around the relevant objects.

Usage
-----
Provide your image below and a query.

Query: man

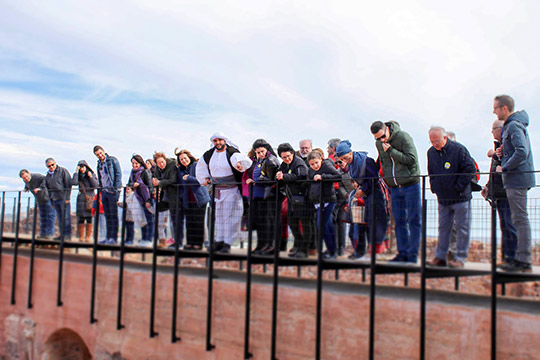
[493,95,535,272]
[196,132,252,253]
[327,138,347,255]
[481,120,518,264]
[297,139,313,164]
[426,127,476,268]
[94,145,122,245]
[370,121,421,263]
[20,169,54,239]
[44,158,73,240]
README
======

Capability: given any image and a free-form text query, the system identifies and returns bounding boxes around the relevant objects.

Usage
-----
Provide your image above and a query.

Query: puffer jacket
[376,121,420,187]
[501,110,536,189]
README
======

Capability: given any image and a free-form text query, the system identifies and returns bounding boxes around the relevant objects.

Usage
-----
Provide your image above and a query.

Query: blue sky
[1,0,539,193]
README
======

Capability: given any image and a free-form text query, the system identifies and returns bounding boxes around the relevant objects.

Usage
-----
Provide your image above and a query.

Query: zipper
[390,156,398,186]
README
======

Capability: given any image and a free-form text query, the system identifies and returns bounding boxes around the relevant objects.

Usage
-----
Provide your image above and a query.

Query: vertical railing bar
[172,185,182,343]
[150,190,160,338]
[56,196,66,307]
[117,187,127,330]
[0,192,6,269]
[27,197,38,309]
[420,176,427,360]
[90,189,100,324]
[315,179,324,360]
[10,192,22,305]
[270,183,281,360]
[368,177,376,360]
[206,183,216,351]
[490,196,498,360]
[25,197,30,233]
[243,184,254,359]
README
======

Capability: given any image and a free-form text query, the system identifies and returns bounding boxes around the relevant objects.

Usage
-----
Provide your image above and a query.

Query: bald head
[491,120,504,142]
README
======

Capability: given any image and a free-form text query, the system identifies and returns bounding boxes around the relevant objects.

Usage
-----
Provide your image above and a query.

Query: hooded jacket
[375,121,420,187]
[72,160,99,216]
[500,110,536,189]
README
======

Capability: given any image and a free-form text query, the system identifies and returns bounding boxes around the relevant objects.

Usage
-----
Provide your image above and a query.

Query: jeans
[170,207,185,246]
[51,199,71,237]
[125,221,134,243]
[141,205,155,242]
[496,198,518,261]
[316,202,337,254]
[506,188,531,263]
[101,191,119,241]
[38,200,55,237]
[390,183,421,260]
[349,223,367,255]
[435,201,471,263]
[364,193,388,246]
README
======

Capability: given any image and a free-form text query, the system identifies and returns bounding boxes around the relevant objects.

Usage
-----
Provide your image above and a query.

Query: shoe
[125,240,134,246]
[53,236,62,241]
[337,247,345,256]
[98,239,109,245]
[407,257,418,264]
[261,247,275,256]
[219,243,231,254]
[308,249,317,256]
[448,259,464,268]
[427,257,447,267]
[288,247,298,254]
[447,252,456,261]
[389,254,408,262]
[211,241,224,252]
[107,238,118,245]
[137,240,152,247]
[184,244,193,250]
[289,250,308,259]
[499,260,532,273]
[322,252,337,260]
[359,254,372,261]
[348,252,365,260]
[252,244,265,255]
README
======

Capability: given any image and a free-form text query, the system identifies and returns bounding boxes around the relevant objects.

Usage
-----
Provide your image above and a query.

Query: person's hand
[496,146,503,157]
[276,171,283,180]
[65,200,70,204]
[496,165,503,173]
[235,162,244,171]
[382,143,391,152]
[203,178,211,186]
[33,188,40,194]
[481,186,488,199]
[145,202,151,209]
[355,189,365,198]
[487,149,495,158]
[183,174,189,181]
[246,178,255,184]
[133,182,140,188]
[76,166,80,173]
[314,174,322,181]
[152,178,159,187]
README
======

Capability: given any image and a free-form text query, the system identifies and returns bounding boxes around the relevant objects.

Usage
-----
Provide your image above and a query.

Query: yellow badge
[444,162,451,169]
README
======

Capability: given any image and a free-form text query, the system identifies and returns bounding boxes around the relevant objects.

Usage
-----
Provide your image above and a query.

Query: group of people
[19,94,535,272]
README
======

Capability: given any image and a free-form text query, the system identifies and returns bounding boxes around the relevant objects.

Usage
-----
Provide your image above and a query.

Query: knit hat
[336,140,353,157]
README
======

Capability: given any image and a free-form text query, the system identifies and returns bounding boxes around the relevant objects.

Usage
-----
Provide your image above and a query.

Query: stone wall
[1,250,539,359]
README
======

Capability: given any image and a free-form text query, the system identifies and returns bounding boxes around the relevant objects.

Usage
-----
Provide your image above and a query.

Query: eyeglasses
[493,106,503,110]
[375,134,386,141]
[47,164,55,168]
[336,160,343,165]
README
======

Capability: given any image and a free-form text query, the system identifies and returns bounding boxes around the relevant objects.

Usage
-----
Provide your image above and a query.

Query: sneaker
[289,251,308,259]
[359,254,371,261]
[166,238,176,247]
[389,254,408,262]
[337,247,345,256]
[427,257,447,267]
[348,252,365,261]
[125,240,134,246]
[137,240,152,247]
[322,252,337,260]
[98,239,109,245]
[211,241,224,252]
[107,238,118,245]
[219,243,231,254]
[448,259,464,268]
[499,260,532,273]
[406,257,418,264]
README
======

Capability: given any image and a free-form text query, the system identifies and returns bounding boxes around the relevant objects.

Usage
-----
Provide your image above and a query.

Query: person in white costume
[196,132,252,253]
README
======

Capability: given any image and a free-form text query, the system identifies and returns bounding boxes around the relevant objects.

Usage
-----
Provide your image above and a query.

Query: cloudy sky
[1,0,539,192]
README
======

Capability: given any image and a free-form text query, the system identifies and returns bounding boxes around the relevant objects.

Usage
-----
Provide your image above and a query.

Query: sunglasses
[375,133,387,141]
[47,164,56,168]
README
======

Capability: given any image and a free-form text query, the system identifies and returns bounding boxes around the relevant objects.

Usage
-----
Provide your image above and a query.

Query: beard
[215,143,226,151]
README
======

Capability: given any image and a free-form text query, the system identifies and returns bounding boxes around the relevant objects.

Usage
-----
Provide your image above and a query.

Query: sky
[1,0,539,193]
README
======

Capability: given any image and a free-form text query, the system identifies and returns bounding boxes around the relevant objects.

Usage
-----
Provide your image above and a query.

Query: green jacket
[375,121,420,187]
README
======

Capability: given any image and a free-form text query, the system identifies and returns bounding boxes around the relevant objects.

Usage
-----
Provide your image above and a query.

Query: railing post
[117,187,127,330]
[368,177,377,360]
[270,183,281,360]
[315,179,324,360]
[25,197,31,233]
[57,198,67,307]
[0,192,6,269]
[10,191,22,305]
[150,192,160,338]
[27,197,38,309]
[420,176,427,360]
[490,196,498,360]
[90,189,100,324]
[243,184,254,359]
[171,185,182,343]
[206,183,216,351]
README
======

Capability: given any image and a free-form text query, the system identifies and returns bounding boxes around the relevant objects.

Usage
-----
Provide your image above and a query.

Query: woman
[246,139,280,255]
[128,154,154,245]
[72,160,99,242]
[152,152,179,247]
[177,149,210,250]
[276,143,311,258]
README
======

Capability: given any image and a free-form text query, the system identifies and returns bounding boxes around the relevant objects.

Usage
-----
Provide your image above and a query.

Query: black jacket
[277,154,309,197]
[153,158,180,210]
[485,141,507,200]
[308,159,342,203]
[45,165,72,201]
[428,140,476,205]
[248,153,280,199]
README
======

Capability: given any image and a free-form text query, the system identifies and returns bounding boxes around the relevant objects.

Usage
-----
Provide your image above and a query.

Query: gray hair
[428,126,446,137]
[446,131,456,141]
[45,157,55,164]
[327,138,341,149]
[299,139,312,147]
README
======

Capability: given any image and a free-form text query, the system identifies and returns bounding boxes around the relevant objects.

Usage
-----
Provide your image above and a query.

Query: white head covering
[210,132,240,150]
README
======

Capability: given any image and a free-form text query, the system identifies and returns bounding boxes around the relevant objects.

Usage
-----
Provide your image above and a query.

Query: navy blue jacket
[428,140,476,205]
[178,161,210,208]
[96,154,122,193]
[501,110,536,189]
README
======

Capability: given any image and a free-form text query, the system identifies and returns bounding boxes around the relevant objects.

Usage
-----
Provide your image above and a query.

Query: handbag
[80,182,94,212]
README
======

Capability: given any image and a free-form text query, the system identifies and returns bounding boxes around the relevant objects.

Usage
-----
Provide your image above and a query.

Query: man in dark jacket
[481,120,518,264]
[94,145,123,244]
[371,121,421,263]
[20,169,55,239]
[44,158,73,240]
[493,95,535,272]
[427,127,476,268]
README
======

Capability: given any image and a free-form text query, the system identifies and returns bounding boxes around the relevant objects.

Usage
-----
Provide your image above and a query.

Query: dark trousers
[252,198,275,249]
[288,201,314,253]
[38,201,55,237]
[170,207,184,245]
[316,202,337,254]
[496,198,518,261]
[333,200,347,250]
[51,199,71,237]
[101,191,119,240]
[141,205,154,241]
[125,221,134,243]
[186,203,206,246]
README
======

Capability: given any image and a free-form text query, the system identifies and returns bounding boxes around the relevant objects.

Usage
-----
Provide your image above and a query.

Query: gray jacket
[501,110,536,189]
[24,173,50,204]
[45,165,72,201]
